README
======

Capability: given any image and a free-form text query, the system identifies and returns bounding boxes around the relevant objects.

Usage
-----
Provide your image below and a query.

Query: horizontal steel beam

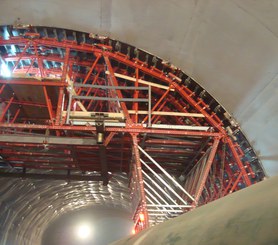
[63,111,205,118]
[3,54,105,69]
[151,124,210,131]
[0,78,67,87]
[72,121,210,131]
[0,134,97,145]
[0,172,103,181]
[0,123,222,137]
[72,95,148,102]
[74,84,149,90]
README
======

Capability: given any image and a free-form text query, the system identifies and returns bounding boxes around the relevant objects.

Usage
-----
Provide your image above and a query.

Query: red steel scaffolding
[0,26,264,231]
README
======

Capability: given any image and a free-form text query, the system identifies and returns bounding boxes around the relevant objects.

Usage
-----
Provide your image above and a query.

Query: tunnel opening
[41,206,133,245]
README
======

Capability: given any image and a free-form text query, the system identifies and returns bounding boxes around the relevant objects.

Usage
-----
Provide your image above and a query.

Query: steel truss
[0,26,264,231]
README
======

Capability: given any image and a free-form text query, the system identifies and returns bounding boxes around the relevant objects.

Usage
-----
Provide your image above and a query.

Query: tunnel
[0,1,277,244]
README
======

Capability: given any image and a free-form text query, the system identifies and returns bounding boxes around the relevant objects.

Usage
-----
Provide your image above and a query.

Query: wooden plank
[62,110,204,118]
[105,71,175,91]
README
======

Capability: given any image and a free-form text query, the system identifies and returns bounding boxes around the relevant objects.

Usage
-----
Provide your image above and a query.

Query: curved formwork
[0,25,265,243]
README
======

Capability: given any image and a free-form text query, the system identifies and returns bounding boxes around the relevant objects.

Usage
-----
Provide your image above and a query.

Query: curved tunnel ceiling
[0,25,265,244]
[0,174,131,244]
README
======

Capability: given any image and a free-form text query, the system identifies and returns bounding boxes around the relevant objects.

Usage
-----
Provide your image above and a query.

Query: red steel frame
[0,32,257,230]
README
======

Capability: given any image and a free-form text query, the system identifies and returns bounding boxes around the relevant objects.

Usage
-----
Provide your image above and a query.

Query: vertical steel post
[148,85,151,127]
[55,87,64,125]
[66,92,72,124]
[61,48,70,81]
[131,133,149,228]
[134,68,139,124]
[55,48,70,125]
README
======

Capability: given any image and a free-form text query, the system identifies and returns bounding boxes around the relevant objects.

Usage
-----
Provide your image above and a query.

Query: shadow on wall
[41,206,133,245]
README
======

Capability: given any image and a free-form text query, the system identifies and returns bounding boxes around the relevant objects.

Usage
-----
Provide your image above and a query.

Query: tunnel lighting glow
[139,213,145,222]
[76,223,92,240]
[0,63,11,77]
[132,228,136,235]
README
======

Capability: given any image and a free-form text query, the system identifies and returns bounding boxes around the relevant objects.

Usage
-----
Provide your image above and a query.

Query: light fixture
[139,213,145,222]
[76,223,92,241]
[132,228,136,235]
[0,62,11,77]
